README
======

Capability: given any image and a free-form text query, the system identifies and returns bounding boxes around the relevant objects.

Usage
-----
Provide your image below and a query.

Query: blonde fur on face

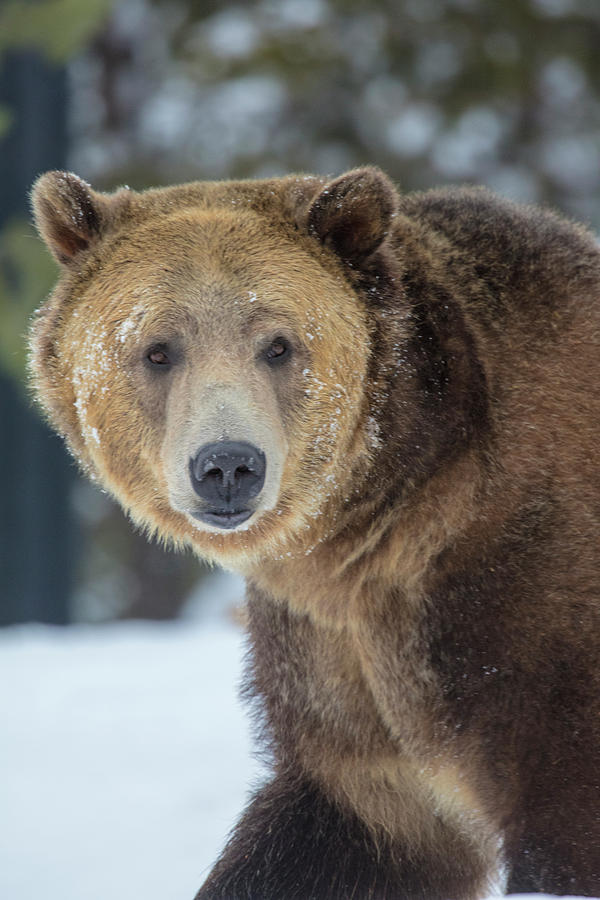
[30,181,372,567]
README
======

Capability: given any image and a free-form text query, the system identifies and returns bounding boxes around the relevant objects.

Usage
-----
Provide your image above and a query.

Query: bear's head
[29,168,410,568]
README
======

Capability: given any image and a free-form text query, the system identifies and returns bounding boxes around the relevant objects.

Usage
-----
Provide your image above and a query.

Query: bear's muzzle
[188,440,266,529]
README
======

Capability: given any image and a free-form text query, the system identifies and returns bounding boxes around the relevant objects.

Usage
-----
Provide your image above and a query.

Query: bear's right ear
[305,167,398,264]
[31,171,106,266]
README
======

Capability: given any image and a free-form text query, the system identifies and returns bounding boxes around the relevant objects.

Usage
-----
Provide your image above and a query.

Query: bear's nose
[189,441,266,509]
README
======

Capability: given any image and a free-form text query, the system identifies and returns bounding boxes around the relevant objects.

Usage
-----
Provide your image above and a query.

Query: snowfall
[0,568,595,900]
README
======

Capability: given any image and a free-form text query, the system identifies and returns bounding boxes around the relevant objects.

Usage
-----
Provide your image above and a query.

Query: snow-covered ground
[0,569,259,900]
[0,569,595,900]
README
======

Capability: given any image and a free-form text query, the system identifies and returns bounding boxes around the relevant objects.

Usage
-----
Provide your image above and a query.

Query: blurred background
[2,0,600,626]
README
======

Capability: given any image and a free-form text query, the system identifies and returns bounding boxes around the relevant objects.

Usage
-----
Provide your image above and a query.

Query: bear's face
[30,170,398,567]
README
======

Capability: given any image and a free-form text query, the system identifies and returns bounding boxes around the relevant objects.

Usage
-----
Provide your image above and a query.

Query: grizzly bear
[29,167,600,899]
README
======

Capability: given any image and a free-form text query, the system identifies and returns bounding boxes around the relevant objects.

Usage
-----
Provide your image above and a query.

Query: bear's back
[398,186,600,330]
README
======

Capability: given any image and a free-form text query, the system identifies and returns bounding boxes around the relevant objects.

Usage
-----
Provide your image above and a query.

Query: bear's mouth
[191,508,253,530]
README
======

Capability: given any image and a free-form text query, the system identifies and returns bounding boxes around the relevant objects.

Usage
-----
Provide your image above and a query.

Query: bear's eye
[265,338,291,365]
[146,345,171,367]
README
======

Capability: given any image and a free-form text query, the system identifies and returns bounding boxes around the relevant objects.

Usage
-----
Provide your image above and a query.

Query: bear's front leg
[195,769,494,900]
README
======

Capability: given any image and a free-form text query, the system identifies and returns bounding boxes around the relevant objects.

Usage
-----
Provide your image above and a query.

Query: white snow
[0,570,262,900]
[0,569,596,900]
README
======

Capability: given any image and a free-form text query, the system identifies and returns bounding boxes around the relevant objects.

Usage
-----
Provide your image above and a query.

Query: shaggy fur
[29,166,600,898]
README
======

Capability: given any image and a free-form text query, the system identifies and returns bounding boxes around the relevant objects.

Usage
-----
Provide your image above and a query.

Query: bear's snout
[188,440,266,529]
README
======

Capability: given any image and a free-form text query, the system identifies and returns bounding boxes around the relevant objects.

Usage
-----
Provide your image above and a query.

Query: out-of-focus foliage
[0,0,118,384]
[66,0,600,226]
[0,220,57,385]
[0,0,116,63]
[0,106,13,141]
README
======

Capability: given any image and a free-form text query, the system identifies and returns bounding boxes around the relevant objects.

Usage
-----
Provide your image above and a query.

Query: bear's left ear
[305,167,397,263]
[31,171,109,266]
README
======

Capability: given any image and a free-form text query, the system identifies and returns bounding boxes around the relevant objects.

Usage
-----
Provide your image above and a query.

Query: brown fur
[29,167,600,898]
